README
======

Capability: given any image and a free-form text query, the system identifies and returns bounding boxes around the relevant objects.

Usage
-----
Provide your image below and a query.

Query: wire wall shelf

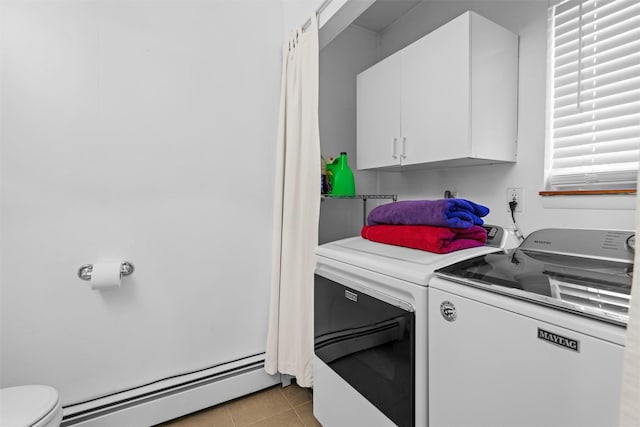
[321,194,397,225]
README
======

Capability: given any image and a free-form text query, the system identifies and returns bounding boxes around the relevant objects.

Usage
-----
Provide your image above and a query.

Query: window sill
[540,190,637,210]
[539,190,636,196]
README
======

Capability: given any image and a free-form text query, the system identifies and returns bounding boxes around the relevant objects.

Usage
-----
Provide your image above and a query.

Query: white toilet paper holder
[77,262,135,281]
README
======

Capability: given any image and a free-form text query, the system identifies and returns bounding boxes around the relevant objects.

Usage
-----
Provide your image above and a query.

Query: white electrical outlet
[506,187,523,213]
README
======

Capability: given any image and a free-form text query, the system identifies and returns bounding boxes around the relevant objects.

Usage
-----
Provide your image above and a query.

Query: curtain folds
[264,14,320,388]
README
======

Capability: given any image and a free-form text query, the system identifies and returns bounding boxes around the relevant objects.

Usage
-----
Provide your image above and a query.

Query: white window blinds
[548,0,640,189]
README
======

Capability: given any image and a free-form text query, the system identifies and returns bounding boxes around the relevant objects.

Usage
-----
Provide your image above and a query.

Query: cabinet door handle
[401,136,407,159]
[392,137,398,159]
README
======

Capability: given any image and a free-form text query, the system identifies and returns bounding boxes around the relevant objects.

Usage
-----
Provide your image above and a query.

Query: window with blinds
[547,0,640,190]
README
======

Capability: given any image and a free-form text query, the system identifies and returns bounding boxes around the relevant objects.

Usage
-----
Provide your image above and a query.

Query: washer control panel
[521,228,635,263]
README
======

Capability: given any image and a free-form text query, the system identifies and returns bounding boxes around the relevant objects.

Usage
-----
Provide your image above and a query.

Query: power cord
[509,199,518,223]
[509,198,526,242]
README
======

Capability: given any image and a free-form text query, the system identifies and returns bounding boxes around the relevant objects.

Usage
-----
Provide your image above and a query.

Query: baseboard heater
[62,353,281,427]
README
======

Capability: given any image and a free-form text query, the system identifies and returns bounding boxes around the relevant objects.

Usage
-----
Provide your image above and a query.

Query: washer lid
[0,385,60,427]
[436,246,632,326]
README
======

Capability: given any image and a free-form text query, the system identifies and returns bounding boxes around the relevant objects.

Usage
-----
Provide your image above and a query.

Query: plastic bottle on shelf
[321,156,331,194]
[326,152,355,196]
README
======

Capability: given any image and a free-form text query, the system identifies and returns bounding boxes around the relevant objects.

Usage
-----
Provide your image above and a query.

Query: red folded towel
[361,224,487,254]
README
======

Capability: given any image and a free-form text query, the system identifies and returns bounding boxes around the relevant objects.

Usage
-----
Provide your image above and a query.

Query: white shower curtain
[265,15,320,388]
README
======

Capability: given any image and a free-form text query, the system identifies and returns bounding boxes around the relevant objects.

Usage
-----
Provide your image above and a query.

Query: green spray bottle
[326,152,355,196]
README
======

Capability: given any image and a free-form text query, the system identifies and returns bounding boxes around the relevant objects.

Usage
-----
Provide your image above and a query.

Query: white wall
[319,25,381,243]
[373,1,635,234]
[0,0,285,406]
[282,0,322,35]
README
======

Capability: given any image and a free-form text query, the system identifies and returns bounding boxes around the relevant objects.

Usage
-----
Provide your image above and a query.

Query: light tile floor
[158,382,321,427]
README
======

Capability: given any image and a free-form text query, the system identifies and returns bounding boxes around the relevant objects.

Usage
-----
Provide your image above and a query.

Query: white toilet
[0,385,62,427]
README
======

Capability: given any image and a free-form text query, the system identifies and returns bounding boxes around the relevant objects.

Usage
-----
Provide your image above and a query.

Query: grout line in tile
[292,405,315,427]
[292,408,306,427]
[224,405,236,427]
[278,386,295,409]
[292,405,301,418]
[226,386,289,427]
[244,409,296,427]
[232,398,293,426]
[293,399,310,408]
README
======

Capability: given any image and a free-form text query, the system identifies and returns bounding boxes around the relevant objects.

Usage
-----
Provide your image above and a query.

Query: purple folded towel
[367,199,490,229]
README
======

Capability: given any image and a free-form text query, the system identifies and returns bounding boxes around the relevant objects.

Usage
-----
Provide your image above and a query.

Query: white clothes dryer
[313,225,517,427]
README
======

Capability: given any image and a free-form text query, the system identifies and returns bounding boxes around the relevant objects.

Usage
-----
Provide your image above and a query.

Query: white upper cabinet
[356,52,402,169]
[356,11,518,171]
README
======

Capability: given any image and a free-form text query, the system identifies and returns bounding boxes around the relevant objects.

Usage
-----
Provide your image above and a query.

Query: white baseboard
[63,360,281,427]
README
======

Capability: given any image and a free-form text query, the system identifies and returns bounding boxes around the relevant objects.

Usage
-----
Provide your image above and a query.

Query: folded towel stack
[362,199,490,254]
[367,199,490,229]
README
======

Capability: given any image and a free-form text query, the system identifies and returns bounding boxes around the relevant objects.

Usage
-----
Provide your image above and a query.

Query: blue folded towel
[367,199,490,229]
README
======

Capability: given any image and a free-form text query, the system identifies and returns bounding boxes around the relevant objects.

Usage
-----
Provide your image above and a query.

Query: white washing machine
[313,225,518,427]
[429,228,632,427]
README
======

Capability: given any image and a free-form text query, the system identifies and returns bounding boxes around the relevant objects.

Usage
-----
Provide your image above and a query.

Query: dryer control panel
[483,225,519,250]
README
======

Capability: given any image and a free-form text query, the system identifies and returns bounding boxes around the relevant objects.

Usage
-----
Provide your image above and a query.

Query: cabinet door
[401,12,471,166]
[357,53,401,170]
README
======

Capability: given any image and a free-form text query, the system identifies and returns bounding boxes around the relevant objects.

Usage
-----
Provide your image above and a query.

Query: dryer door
[314,274,415,427]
